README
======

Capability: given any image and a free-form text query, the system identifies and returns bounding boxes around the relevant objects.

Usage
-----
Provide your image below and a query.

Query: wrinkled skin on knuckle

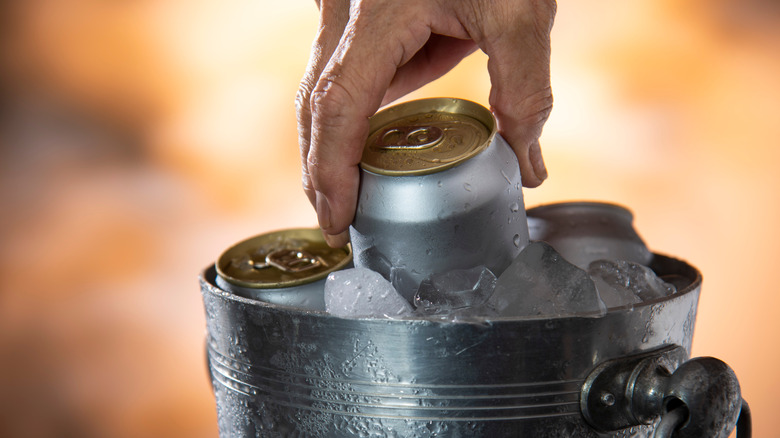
[296,72,316,109]
[528,3,556,52]
[516,86,553,128]
[310,74,356,132]
[352,0,384,14]
[513,0,557,28]
[491,86,553,142]
[534,0,557,23]
[458,0,556,43]
[296,85,315,159]
[352,0,433,63]
[301,170,317,204]
[301,169,315,191]
[531,86,554,124]
[305,152,326,192]
[295,85,313,127]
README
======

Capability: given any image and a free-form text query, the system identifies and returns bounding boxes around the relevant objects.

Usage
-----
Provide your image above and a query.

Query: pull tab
[375,126,443,150]
[262,249,324,273]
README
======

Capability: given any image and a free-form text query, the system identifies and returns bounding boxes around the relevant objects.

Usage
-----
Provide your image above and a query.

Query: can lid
[216,228,352,289]
[361,98,496,176]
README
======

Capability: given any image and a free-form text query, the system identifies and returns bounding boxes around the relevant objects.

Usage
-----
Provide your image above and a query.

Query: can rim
[215,228,352,289]
[361,97,497,176]
[527,201,635,221]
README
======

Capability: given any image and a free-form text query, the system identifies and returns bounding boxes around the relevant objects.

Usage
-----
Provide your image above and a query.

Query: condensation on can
[351,98,530,301]
[215,228,352,310]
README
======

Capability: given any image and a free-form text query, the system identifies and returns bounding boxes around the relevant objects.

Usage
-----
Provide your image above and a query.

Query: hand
[297,0,556,247]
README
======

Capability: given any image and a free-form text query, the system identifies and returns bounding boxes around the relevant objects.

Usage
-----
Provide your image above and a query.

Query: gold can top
[216,228,352,289]
[361,98,496,176]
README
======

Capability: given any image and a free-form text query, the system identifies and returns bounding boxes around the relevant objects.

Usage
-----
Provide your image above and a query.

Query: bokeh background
[1,0,778,436]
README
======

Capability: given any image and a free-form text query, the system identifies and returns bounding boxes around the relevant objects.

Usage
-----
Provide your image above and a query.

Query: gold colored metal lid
[361,98,496,176]
[216,228,352,289]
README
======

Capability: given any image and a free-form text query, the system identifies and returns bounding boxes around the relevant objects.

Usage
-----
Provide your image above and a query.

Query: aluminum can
[215,228,352,310]
[350,98,529,300]
[526,201,653,270]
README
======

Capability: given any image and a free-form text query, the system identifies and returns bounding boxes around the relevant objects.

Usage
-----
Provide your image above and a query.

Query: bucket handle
[581,345,748,437]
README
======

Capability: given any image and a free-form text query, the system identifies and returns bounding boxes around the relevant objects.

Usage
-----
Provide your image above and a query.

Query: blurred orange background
[1,1,778,437]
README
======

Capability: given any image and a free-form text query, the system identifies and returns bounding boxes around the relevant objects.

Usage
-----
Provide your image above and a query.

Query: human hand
[297,0,556,247]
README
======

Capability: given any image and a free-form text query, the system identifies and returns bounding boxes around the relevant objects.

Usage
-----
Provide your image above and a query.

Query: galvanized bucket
[202,201,749,437]
[204,254,743,437]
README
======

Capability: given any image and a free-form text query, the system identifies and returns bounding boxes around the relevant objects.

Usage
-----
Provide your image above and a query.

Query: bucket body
[201,253,700,437]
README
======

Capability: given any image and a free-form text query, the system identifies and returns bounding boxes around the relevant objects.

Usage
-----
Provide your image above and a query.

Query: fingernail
[529,142,548,182]
[323,230,350,248]
[534,161,548,181]
[315,190,332,231]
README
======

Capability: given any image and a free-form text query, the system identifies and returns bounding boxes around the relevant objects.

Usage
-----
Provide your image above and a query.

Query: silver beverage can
[350,98,530,300]
[526,201,653,270]
[215,228,352,310]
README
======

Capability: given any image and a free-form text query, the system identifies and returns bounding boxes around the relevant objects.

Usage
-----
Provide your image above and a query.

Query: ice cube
[587,259,676,307]
[658,274,690,291]
[486,241,606,318]
[589,274,643,309]
[325,268,413,318]
[413,266,497,316]
[354,245,392,279]
[389,264,419,302]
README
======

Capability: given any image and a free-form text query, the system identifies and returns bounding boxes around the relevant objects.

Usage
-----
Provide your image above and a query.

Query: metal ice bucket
[201,203,747,437]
